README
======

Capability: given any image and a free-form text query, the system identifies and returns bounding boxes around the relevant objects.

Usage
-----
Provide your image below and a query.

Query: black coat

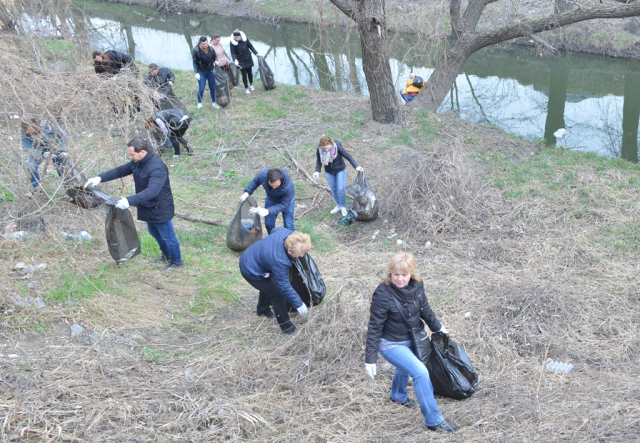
[230,36,258,69]
[143,67,175,92]
[315,140,359,175]
[95,51,136,76]
[155,109,190,130]
[365,280,442,364]
[192,45,217,73]
[99,151,175,224]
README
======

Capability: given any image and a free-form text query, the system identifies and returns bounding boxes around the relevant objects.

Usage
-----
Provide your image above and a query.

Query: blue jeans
[197,70,215,103]
[400,92,416,102]
[325,169,347,208]
[146,220,182,265]
[380,343,444,427]
[27,152,64,188]
[264,196,295,235]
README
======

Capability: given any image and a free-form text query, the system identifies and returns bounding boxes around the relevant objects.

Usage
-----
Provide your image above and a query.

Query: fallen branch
[295,192,325,220]
[528,33,556,52]
[175,212,227,226]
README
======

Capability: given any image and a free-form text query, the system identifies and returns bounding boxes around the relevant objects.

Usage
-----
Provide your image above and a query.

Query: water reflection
[28,3,640,161]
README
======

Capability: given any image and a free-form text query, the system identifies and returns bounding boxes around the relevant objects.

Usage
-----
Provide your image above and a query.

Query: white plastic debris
[545,359,573,374]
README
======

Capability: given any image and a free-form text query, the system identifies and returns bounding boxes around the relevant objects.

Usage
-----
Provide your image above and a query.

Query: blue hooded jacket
[244,168,295,216]
[239,227,303,309]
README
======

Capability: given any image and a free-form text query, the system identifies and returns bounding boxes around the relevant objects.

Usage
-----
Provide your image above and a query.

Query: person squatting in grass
[239,228,311,334]
[92,50,138,76]
[312,136,363,217]
[192,36,220,109]
[143,63,176,94]
[400,73,426,103]
[365,252,457,433]
[84,137,183,271]
[20,118,68,190]
[229,29,259,94]
[240,168,295,235]
[144,109,194,158]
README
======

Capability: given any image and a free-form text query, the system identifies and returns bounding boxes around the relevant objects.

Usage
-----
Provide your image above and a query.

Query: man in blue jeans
[84,137,183,271]
[240,168,295,235]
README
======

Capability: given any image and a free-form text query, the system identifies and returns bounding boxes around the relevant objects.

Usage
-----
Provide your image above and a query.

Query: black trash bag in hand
[425,332,478,400]
[287,253,326,312]
[226,197,263,251]
[228,63,238,88]
[89,186,141,265]
[257,56,276,90]
[214,66,231,107]
[345,171,379,221]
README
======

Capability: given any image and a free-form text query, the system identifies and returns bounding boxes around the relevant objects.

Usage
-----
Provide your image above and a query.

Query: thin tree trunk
[621,73,640,162]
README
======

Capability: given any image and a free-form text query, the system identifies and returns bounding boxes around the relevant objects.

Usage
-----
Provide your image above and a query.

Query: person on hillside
[239,228,311,334]
[240,168,295,235]
[192,36,220,110]
[20,118,68,191]
[144,109,194,158]
[84,137,183,271]
[312,136,363,217]
[92,50,138,76]
[143,63,176,94]
[210,34,230,71]
[229,30,259,94]
[365,252,456,433]
[400,73,426,103]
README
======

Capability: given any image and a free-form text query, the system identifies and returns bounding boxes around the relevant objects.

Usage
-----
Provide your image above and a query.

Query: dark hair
[267,168,285,183]
[148,63,158,70]
[233,31,241,37]
[127,136,150,153]
[212,34,221,40]
[198,36,208,43]
[91,51,102,59]
[20,118,39,134]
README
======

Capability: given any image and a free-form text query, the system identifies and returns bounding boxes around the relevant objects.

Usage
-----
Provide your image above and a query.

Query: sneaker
[257,310,276,319]
[340,207,347,217]
[330,206,341,215]
[162,263,183,272]
[427,419,457,432]
[172,154,181,158]
[212,102,221,109]
[282,325,297,335]
[185,146,194,156]
[390,398,417,408]
[245,88,250,94]
[197,103,203,108]
[249,84,255,91]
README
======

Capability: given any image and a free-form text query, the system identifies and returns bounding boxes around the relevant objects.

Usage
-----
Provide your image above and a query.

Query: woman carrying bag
[229,29,260,94]
[365,252,456,433]
[192,36,220,109]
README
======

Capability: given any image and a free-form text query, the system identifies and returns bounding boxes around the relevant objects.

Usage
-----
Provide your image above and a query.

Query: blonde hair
[318,136,334,148]
[284,231,312,255]
[382,252,421,285]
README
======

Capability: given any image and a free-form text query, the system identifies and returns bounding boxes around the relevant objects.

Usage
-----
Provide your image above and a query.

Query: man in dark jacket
[240,168,295,235]
[84,137,182,270]
[143,63,176,93]
[239,227,311,334]
[92,50,138,76]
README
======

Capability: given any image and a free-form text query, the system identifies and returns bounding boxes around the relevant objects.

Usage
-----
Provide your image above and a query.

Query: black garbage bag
[226,197,263,251]
[345,171,379,221]
[287,253,326,312]
[214,66,231,107]
[257,56,276,90]
[54,152,102,208]
[89,186,141,265]
[425,332,478,400]
[228,63,238,88]
[155,87,188,114]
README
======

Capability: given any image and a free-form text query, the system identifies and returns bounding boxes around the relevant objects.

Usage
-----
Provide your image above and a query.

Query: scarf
[319,145,338,166]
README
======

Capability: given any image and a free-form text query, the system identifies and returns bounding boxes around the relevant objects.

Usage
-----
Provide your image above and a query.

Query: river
[31,1,640,161]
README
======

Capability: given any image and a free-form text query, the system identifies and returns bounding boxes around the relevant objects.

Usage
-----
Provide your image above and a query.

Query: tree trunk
[621,73,640,162]
[543,64,568,145]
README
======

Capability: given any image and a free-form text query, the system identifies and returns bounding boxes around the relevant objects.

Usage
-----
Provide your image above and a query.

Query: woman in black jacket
[365,252,456,433]
[229,30,259,94]
[313,136,363,217]
[192,36,220,109]
[145,109,194,158]
[92,50,137,76]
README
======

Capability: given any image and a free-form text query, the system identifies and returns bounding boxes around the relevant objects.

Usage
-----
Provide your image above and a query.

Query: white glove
[194,73,200,80]
[214,61,219,66]
[365,363,376,380]
[312,172,319,180]
[168,81,173,86]
[296,304,308,316]
[234,60,240,67]
[249,207,269,217]
[263,272,270,278]
[356,166,364,172]
[437,326,449,335]
[84,176,101,189]
[240,192,249,202]
[115,198,130,210]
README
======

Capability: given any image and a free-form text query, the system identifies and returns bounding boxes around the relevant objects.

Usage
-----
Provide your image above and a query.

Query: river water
[45,2,640,160]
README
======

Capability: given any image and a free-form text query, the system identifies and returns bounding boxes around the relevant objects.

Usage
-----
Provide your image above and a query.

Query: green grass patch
[48,264,115,302]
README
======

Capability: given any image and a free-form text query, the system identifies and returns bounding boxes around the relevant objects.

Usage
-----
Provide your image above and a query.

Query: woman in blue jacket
[240,168,295,234]
[239,228,311,334]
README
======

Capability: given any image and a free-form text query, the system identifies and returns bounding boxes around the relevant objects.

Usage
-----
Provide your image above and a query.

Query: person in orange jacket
[401,73,426,102]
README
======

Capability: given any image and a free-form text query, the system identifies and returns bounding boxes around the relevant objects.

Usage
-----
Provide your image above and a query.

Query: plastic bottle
[61,230,93,241]
[545,360,573,374]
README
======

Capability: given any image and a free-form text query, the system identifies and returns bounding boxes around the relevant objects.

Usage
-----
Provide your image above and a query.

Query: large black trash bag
[155,87,188,114]
[345,171,379,221]
[214,66,231,107]
[257,56,276,90]
[89,186,141,265]
[228,63,238,88]
[287,253,326,312]
[56,153,102,209]
[425,332,478,400]
[226,197,263,251]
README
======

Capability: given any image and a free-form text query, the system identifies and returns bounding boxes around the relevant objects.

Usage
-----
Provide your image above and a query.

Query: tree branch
[327,0,356,21]
[450,0,462,38]
[461,0,499,33]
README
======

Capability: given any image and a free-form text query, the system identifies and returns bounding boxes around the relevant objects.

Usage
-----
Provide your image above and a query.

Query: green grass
[141,347,166,362]
[48,264,115,302]
[0,190,15,202]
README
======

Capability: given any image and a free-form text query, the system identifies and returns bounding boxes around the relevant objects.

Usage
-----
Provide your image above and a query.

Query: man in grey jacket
[143,63,176,93]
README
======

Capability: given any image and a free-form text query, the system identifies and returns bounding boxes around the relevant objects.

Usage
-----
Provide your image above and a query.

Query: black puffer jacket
[365,279,442,364]
[315,140,359,175]
[192,45,217,73]
[143,67,175,92]
[99,151,174,223]
[155,109,190,130]
[229,32,258,69]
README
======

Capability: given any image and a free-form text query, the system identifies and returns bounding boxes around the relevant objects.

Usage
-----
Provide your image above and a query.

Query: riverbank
[88,0,640,59]
[2,34,640,441]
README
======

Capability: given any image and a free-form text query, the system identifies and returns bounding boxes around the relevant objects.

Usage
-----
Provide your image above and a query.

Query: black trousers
[240,68,254,89]
[241,273,294,333]
[168,120,190,155]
